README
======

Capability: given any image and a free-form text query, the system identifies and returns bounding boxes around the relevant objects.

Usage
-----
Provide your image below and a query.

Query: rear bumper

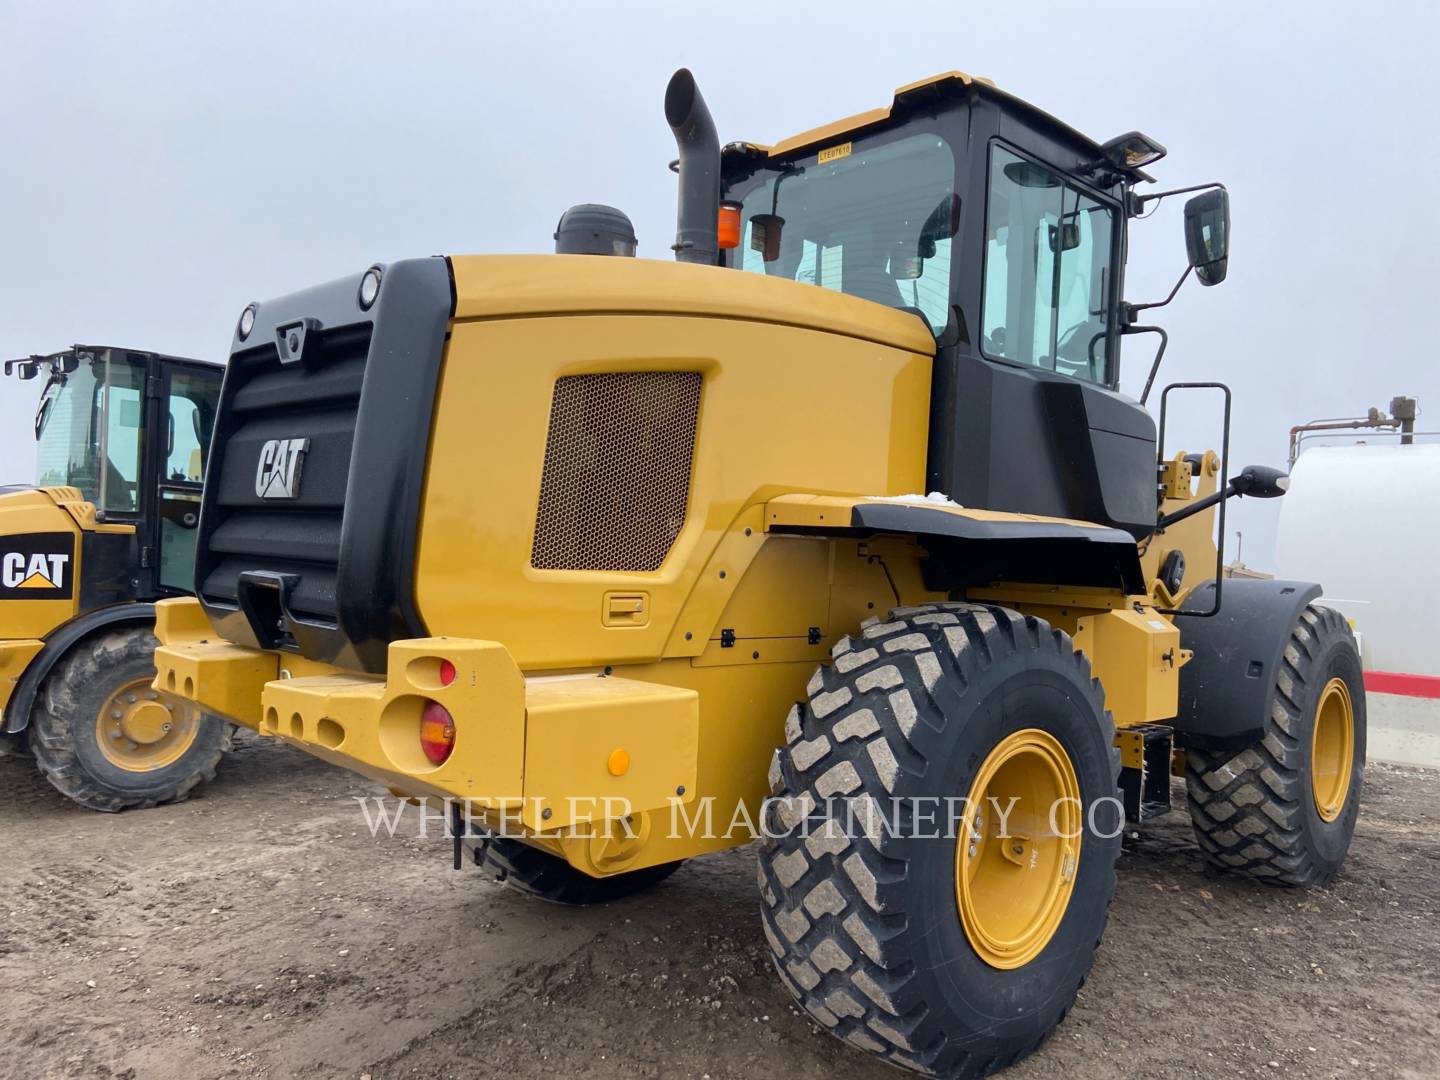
[152,598,698,837]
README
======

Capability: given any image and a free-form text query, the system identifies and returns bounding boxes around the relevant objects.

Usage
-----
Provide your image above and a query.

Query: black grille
[193,257,453,672]
[197,324,370,625]
[532,372,701,571]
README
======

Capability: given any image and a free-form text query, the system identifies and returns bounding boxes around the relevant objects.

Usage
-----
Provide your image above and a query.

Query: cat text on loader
[1,346,231,810]
[153,69,1364,1078]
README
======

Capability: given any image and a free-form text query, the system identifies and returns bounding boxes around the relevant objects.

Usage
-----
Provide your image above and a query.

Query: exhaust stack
[665,68,721,265]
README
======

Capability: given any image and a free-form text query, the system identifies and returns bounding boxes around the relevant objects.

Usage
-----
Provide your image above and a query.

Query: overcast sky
[2,0,1435,569]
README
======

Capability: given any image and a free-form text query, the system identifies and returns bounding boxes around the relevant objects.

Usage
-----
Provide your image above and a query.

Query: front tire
[29,627,231,812]
[1186,603,1365,886]
[760,603,1121,1078]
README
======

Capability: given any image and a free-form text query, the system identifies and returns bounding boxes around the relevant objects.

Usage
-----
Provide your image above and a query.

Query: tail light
[419,700,455,764]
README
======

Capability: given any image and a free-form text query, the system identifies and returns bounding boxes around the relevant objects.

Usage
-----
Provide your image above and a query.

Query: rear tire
[473,833,683,905]
[760,603,1121,1078]
[29,627,231,812]
[1186,603,1365,886]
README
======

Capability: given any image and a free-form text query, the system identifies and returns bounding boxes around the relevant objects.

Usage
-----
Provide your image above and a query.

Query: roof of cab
[727,69,1111,163]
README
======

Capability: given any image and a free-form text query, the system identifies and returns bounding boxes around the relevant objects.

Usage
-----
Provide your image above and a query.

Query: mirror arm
[1121,262,1191,405]
[1134,180,1228,212]
[1156,483,1228,531]
[1125,264,1192,318]
[1155,465,1286,531]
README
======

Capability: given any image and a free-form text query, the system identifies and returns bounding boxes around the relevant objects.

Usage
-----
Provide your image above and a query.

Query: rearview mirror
[917,194,962,258]
[1184,188,1229,286]
[750,213,784,262]
[1048,222,1080,253]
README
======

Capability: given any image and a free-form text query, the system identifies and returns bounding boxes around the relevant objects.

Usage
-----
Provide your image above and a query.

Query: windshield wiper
[33,374,62,440]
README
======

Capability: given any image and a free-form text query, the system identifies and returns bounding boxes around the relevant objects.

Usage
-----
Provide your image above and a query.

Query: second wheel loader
[0,346,231,810]
[152,68,1363,1077]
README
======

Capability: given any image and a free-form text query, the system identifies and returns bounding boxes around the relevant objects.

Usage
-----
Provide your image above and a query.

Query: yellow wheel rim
[1311,677,1354,822]
[95,676,200,773]
[956,729,1082,970]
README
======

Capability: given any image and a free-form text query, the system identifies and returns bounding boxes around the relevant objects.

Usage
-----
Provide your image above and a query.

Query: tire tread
[1185,603,1362,887]
[760,602,1120,1078]
[29,627,231,813]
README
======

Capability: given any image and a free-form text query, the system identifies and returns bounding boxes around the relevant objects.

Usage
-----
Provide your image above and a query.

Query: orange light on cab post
[717,202,742,250]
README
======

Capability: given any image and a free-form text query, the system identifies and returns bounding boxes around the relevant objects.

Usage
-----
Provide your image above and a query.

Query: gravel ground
[2,734,1437,1080]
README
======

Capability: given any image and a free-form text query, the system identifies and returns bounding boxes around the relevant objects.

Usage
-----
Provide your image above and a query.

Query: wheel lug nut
[968,844,977,858]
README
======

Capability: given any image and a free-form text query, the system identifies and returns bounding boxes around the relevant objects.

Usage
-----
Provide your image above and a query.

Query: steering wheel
[1053,323,1101,380]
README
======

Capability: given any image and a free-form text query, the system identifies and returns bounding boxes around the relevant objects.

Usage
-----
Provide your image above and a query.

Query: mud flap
[1172,578,1322,751]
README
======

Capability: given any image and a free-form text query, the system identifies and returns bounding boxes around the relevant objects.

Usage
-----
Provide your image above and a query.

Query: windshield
[727,132,958,332]
[35,351,146,513]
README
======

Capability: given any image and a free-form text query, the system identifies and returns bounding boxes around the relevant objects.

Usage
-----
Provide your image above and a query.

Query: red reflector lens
[439,659,457,686]
[419,700,455,765]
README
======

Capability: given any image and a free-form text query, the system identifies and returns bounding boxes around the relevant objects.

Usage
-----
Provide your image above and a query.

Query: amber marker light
[717,201,742,250]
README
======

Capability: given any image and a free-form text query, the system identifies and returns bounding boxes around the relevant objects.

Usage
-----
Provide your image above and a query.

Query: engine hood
[448,254,938,355]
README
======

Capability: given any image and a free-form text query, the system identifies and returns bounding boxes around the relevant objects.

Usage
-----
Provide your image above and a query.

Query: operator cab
[4,346,222,598]
[715,71,1225,538]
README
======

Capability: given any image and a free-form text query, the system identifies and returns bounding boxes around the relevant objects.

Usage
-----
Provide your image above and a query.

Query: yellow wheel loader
[1,347,231,810]
[153,69,1365,1077]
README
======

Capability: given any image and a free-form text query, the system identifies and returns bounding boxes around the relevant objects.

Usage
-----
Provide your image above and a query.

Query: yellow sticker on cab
[817,141,852,164]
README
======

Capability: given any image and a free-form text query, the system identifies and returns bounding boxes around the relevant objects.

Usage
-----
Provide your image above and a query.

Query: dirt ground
[2,734,1437,1080]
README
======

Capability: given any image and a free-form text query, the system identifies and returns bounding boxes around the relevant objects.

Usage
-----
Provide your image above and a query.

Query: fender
[765,494,1145,594]
[2,603,157,734]
[1172,578,1322,750]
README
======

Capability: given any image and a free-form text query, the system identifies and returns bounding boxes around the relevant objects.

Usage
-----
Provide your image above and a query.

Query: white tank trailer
[1275,397,1438,765]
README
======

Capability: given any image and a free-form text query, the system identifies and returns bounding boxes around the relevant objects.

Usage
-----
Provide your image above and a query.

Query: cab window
[733,132,958,333]
[157,368,218,593]
[981,145,1116,383]
[165,369,218,482]
[98,359,145,513]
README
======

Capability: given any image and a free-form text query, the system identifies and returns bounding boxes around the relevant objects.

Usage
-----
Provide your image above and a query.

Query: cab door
[154,361,220,595]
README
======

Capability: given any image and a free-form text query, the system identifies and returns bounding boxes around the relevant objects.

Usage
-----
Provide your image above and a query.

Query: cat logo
[0,534,74,600]
[255,437,310,499]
